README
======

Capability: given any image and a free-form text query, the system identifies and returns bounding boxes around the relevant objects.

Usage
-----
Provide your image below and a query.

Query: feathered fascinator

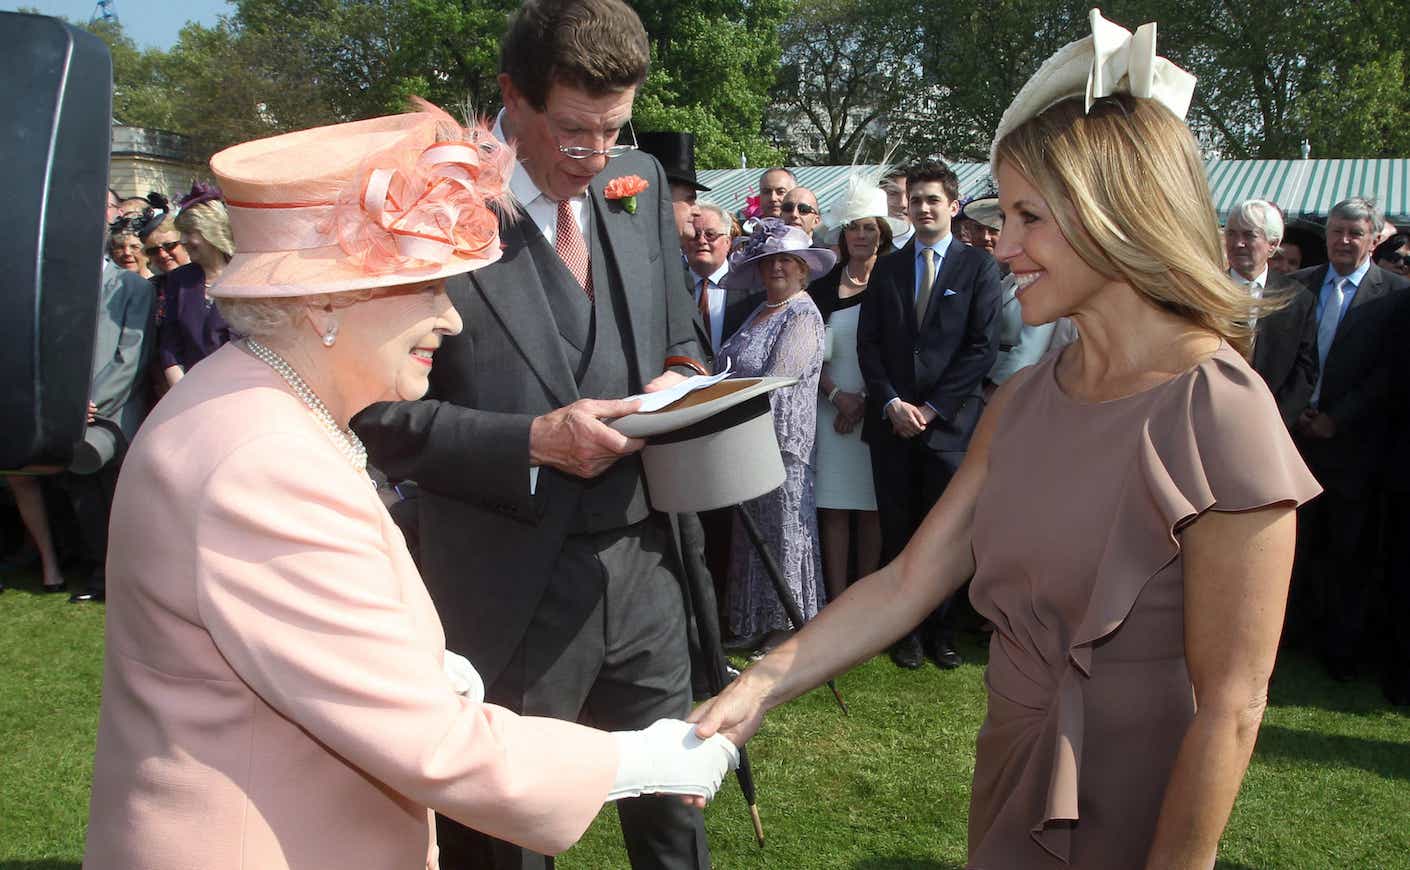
[823,145,908,237]
[207,99,516,298]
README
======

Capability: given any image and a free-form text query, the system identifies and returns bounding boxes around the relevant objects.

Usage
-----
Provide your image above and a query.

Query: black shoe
[889,634,924,669]
[41,581,67,594]
[69,590,105,603]
[929,640,964,670]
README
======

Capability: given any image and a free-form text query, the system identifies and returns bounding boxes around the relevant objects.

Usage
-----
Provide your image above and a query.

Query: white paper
[622,362,731,413]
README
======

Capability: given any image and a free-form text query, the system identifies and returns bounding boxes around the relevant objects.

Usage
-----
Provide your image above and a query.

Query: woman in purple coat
[158,187,234,386]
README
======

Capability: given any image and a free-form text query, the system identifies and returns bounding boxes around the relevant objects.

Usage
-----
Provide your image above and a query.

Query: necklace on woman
[764,290,806,309]
[244,338,368,472]
[844,263,871,285]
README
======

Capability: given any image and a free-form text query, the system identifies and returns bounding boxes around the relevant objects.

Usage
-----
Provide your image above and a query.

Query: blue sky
[10,1,231,50]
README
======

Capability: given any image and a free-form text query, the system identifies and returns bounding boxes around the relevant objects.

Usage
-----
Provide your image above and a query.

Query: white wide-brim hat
[610,376,797,512]
[720,218,836,290]
[827,184,908,238]
[989,8,1197,167]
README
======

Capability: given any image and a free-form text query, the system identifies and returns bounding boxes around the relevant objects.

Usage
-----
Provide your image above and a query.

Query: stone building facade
[108,125,207,200]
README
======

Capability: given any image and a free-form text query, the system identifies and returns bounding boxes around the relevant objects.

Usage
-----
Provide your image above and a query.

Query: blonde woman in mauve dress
[689,11,1322,869]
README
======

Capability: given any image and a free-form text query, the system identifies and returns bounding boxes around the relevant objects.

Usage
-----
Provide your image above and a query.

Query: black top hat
[637,131,710,192]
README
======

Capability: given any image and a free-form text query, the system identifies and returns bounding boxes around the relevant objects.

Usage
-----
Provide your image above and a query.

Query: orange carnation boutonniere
[604,175,649,214]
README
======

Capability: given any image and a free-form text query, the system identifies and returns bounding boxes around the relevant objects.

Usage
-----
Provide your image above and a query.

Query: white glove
[607,719,740,802]
[442,650,485,703]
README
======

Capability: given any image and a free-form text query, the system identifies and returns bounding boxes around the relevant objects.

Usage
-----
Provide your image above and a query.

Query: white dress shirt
[692,263,730,350]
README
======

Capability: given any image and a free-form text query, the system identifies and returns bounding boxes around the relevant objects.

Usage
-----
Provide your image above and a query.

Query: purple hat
[721,217,836,290]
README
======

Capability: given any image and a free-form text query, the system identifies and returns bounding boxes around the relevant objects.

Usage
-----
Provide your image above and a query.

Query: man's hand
[885,400,928,438]
[643,371,688,393]
[529,398,645,479]
[86,402,97,424]
[1298,409,1337,439]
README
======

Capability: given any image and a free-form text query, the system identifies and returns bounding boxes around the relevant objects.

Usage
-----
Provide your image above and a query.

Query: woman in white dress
[808,175,910,601]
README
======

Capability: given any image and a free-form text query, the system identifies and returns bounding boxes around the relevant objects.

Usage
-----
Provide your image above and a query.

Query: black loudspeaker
[0,13,112,472]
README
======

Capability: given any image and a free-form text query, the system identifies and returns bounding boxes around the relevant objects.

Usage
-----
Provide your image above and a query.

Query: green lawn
[3,567,1407,869]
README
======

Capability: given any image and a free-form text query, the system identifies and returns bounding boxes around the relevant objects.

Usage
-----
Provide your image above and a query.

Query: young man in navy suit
[857,161,1002,670]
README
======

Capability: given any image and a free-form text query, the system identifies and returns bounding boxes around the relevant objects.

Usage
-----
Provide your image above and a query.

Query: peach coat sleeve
[192,429,617,856]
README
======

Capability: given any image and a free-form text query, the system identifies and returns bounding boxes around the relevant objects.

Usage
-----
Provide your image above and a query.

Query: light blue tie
[1310,276,1347,407]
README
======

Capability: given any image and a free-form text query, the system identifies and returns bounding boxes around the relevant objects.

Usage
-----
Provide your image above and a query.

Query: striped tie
[555,199,592,300]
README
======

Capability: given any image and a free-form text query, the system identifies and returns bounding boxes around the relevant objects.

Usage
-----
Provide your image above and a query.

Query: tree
[770,0,923,165]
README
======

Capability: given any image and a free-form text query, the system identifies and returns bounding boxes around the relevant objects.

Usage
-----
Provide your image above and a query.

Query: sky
[11,1,231,50]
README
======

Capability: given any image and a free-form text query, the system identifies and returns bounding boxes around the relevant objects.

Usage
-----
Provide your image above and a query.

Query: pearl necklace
[764,290,806,309]
[244,338,368,472]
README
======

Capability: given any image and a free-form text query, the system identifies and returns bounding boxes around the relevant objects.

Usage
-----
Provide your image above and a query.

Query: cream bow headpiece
[989,8,1196,166]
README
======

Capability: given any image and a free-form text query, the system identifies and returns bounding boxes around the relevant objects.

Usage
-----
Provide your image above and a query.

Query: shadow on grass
[1255,723,1410,782]
[853,859,962,870]
[1,862,81,870]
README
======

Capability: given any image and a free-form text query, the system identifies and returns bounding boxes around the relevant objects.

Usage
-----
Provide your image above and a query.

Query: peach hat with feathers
[208,99,515,297]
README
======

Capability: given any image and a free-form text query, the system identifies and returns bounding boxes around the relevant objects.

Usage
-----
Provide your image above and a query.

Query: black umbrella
[677,513,766,845]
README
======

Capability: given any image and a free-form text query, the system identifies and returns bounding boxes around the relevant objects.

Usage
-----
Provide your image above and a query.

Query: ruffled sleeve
[1031,346,1320,862]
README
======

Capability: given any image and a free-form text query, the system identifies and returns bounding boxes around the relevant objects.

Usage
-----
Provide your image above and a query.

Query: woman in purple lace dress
[717,219,835,654]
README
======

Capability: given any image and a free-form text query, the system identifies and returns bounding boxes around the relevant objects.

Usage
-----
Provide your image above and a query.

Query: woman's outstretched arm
[691,370,1027,746]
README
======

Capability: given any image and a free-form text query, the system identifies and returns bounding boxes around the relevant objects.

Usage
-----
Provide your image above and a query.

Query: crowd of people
[660,152,1410,705]
[2,1,1408,868]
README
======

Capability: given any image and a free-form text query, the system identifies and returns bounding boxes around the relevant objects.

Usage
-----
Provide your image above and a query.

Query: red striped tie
[555,199,593,300]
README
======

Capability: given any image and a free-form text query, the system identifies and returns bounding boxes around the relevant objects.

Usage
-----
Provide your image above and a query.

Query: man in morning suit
[1224,199,1318,429]
[857,161,1002,671]
[352,1,711,866]
[1286,197,1409,682]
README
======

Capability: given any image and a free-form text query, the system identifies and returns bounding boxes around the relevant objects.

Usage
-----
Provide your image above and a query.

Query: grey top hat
[611,376,797,513]
[720,218,836,291]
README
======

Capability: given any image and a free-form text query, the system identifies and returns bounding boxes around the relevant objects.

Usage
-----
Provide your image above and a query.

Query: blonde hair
[217,289,376,339]
[994,94,1264,357]
[175,200,236,260]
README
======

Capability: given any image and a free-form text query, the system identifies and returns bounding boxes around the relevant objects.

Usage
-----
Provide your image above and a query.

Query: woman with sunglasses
[158,187,235,386]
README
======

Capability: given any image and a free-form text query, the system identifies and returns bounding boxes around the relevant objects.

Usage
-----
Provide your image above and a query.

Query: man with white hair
[686,201,759,355]
[1224,198,1317,428]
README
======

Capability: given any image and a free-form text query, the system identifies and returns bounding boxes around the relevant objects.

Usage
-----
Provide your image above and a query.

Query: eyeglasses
[556,120,638,160]
[144,240,184,257]
[781,202,817,215]
[691,229,729,244]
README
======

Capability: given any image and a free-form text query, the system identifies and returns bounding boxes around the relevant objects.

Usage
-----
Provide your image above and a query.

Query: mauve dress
[966,344,1320,869]
[718,296,826,638]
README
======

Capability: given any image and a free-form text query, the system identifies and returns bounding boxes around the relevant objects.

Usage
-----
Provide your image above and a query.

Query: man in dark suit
[352,1,711,867]
[1224,198,1318,429]
[1286,197,1409,681]
[686,201,758,358]
[858,161,1002,670]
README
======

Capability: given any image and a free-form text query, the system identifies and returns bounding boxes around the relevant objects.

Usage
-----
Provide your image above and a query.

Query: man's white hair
[1227,199,1284,245]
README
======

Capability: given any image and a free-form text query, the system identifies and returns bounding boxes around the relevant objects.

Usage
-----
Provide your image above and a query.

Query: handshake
[444,651,739,803]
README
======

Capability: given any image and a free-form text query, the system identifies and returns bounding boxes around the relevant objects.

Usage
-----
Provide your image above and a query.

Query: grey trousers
[435,515,710,870]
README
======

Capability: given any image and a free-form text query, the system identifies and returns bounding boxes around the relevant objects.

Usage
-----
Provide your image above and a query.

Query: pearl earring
[322,323,338,347]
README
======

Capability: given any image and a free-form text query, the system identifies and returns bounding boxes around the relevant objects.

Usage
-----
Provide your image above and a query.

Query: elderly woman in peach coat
[82,105,736,870]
